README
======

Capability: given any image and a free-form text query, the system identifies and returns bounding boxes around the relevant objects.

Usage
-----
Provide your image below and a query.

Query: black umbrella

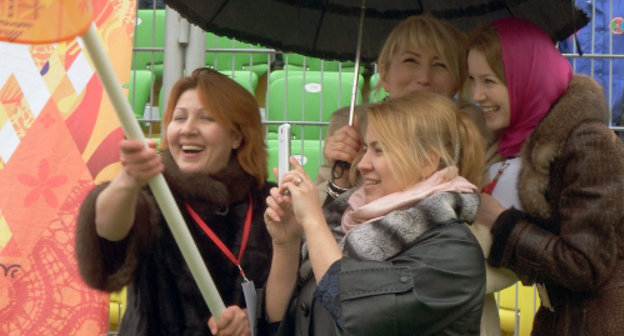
[163,0,589,128]
[163,0,589,181]
[163,0,589,63]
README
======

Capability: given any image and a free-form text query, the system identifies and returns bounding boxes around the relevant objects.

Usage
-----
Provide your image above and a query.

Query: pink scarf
[493,17,572,157]
[341,167,477,233]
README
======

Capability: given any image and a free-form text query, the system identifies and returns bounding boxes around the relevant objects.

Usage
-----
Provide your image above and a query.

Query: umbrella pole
[348,0,367,127]
[331,0,366,178]
[81,23,226,319]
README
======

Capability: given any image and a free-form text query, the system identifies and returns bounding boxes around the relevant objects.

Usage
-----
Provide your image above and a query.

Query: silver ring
[294,177,303,186]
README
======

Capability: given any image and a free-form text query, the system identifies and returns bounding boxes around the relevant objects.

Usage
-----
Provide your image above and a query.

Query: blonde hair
[161,68,268,186]
[376,14,470,101]
[363,91,484,186]
[468,23,507,85]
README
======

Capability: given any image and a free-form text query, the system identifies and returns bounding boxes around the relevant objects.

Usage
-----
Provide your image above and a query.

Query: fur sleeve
[75,183,159,292]
[490,122,624,290]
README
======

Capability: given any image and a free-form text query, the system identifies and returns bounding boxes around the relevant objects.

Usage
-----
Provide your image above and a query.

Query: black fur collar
[161,150,256,213]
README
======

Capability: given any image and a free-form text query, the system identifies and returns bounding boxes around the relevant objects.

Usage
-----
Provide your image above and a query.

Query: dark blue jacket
[559,0,624,124]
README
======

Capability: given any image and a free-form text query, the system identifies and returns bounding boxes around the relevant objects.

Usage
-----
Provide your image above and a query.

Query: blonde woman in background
[317,14,496,202]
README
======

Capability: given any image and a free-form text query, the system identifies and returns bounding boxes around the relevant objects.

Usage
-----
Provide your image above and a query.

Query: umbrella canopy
[162,0,589,62]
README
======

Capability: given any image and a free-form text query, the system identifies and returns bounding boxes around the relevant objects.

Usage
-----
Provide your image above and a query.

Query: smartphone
[277,123,291,185]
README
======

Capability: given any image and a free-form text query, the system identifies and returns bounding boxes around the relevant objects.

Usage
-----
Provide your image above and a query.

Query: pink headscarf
[493,17,573,157]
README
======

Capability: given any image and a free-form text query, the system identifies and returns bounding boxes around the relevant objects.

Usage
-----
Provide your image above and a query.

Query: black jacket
[271,190,486,336]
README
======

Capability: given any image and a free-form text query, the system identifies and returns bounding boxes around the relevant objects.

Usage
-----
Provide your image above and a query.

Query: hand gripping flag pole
[0,0,225,320]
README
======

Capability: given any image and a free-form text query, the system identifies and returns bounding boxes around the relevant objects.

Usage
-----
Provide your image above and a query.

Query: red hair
[161,68,268,186]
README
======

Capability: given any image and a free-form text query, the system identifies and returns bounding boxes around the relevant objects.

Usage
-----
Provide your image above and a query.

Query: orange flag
[0,0,135,334]
[0,0,93,44]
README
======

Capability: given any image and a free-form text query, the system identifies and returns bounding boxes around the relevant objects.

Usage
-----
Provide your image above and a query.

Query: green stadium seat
[124,70,154,119]
[266,139,324,182]
[282,54,360,73]
[368,72,388,102]
[219,70,259,94]
[268,68,361,86]
[156,71,257,118]
[206,33,272,78]
[241,47,271,79]
[265,131,278,140]
[266,71,363,140]
[133,9,166,78]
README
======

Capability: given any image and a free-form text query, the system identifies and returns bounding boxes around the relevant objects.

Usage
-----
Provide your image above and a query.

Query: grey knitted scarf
[339,191,480,261]
[299,189,480,279]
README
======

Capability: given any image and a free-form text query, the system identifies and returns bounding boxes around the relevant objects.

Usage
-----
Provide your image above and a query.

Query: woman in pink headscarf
[468,17,624,335]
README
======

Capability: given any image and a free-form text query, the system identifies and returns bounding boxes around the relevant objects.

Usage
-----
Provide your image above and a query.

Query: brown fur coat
[489,75,624,336]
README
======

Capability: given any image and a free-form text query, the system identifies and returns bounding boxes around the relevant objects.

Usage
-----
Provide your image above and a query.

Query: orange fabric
[0,0,136,334]
[0,0,93,44]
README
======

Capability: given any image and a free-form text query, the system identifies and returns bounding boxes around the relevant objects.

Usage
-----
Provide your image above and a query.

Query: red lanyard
[481,159,511,195]
[185,194,253,281]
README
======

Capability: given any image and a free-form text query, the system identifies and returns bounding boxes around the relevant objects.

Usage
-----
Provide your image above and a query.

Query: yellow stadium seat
[109,287,128,331]
[497,282,540,336]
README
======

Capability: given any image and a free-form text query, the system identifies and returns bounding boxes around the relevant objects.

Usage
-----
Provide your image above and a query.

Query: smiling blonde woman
[264,91,487,336]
